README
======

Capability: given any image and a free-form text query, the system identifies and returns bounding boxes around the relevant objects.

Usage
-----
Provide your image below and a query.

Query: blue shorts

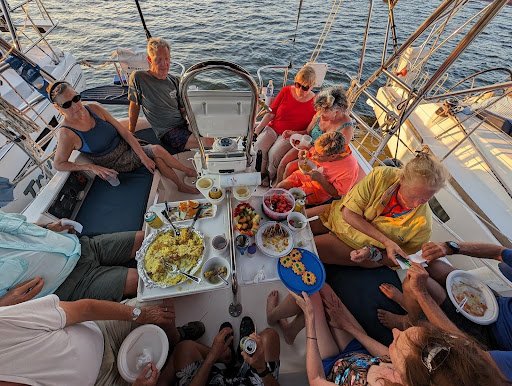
[322,339,370,376]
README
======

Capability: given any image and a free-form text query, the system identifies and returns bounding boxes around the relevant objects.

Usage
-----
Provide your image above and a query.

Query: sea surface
[44,0,512,117]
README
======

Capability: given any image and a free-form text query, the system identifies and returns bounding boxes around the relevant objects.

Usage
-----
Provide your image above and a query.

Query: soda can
[209,187,222,199]
[239,336,257,355]
[294,199,305,212]
[144,211,163,229]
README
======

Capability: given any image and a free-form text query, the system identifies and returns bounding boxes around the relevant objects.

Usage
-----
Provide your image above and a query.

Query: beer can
[144,211,163,229]
[209,187,222,199]
[294,199,305,212]
[239,336,257,355]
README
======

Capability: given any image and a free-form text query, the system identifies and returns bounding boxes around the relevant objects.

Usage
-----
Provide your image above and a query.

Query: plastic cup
[236,234,250,255]
[212,234,228,253]
[107,174,120,186]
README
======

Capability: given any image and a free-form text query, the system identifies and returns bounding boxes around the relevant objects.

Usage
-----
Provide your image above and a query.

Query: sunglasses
[59,94,81,109]
[421,343,450,373]
[295,82,311,91]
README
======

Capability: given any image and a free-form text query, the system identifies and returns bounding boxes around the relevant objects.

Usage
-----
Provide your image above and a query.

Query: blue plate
[277,248,326,295]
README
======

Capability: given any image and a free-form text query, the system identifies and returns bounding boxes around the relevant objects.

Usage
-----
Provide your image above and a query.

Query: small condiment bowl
[201,256,230,285]
[287,212,307,231]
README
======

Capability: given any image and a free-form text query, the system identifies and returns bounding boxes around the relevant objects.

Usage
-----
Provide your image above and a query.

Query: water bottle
[265,80,274,106]
[266,80,274,97]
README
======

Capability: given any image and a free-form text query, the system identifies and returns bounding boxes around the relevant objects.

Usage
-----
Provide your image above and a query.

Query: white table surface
[137,195,318,301]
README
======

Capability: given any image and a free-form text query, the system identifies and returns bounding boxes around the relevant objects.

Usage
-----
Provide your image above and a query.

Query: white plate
[255,222,294,258]
[117,324,169,383]
[446,270,499,325]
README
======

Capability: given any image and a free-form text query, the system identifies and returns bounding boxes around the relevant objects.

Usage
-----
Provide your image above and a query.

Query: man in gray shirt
[128,38,212,153]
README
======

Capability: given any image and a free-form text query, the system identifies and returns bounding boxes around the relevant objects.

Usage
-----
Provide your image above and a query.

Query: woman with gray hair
[275,86,354,184]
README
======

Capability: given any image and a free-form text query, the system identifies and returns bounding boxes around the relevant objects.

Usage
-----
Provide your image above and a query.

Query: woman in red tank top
[254,65,317,184]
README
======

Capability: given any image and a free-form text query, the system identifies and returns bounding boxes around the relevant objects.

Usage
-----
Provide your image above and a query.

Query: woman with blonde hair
[275,86,354,184]
[254,65,317,185]
[307,148,448,267]
[50,81,199,194]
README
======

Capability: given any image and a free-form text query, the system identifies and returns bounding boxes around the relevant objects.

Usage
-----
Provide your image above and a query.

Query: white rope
[310,0,343,63]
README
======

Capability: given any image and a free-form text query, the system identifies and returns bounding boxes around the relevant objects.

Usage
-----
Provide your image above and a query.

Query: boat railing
[78,53,186,87]
[0,0,60,62]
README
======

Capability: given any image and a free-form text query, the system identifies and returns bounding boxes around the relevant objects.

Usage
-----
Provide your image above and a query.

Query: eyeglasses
[421,343,450,373]
[295,82,311,91]
[59,94,81,109]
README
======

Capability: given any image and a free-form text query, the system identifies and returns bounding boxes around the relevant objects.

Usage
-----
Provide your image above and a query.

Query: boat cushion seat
[325,264,406,346]
[134,128,181,155]
[75,167,153,237]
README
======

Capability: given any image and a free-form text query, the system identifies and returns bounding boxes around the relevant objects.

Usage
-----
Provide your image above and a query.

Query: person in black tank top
[50,81,200,194]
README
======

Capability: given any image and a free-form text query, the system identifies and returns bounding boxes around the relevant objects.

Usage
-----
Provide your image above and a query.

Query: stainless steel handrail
[179,60,259,170]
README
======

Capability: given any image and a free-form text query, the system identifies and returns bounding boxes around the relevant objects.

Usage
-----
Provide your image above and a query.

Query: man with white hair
[128,37,212,153]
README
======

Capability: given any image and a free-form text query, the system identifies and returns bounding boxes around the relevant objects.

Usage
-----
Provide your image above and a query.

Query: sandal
[219,322,236,367]
[177,321,205,341]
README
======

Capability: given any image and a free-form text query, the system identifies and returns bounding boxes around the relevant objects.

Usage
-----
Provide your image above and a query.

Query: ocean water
[44,0,512,116]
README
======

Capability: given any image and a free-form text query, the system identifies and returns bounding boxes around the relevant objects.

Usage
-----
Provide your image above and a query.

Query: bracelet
[307,336,317,340]
[365,246,383,262]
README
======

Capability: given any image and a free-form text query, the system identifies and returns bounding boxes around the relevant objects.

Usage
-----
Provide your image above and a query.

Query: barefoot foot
[178,184,200,195]
[184,168,197,178]
[350,248,370,263]
[266,290,280,326]
[377,309,408,330]
[379,283,406,310]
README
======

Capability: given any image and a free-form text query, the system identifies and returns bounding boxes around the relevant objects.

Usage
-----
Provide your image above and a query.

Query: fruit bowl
[233,203,260,237]
[262,188,295,221]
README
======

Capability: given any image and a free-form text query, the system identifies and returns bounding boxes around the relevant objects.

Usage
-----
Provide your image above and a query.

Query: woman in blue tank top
[275,86,355,184]
[50,81,199,194]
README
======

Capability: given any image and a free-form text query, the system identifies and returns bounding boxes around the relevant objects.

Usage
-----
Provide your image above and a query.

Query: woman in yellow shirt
[307,149,448,268]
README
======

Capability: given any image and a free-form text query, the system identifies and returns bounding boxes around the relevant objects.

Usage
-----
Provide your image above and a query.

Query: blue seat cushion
[75,167,153,237]
[134,128,180,155]
[325,264,406,346]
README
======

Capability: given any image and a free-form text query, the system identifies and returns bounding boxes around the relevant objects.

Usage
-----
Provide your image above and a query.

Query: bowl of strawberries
[262,188,296,221]
[233,203,260,237]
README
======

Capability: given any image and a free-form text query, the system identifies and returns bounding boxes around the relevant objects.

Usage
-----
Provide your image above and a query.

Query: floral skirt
[176,360,279,386]
[87,139,154,173]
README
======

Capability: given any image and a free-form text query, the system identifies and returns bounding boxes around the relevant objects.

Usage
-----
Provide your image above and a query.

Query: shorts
[440,296,499,350]
[176,360,280,386]
[161,124,192,153]
[322,339,369,376]
[54,231,136,302]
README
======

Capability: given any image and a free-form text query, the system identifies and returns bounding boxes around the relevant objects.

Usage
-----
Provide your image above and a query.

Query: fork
[164,261,201,283]
[161,209,180,236]
[456,297,468,313]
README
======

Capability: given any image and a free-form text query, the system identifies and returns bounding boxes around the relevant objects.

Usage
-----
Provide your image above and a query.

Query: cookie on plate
[302,271,317,285]
[280,255,293,268]
[289,249,303,261]
[292,261,306,275]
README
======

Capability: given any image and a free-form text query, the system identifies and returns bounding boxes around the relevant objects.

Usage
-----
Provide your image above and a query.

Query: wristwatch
[256,362,272,378]
[132,307,142,321]
[445,241,460,254]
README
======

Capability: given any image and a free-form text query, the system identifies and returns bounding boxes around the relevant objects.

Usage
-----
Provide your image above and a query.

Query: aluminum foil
[136,225,206,289]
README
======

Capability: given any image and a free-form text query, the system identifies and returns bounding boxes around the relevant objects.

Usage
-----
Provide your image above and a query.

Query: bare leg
[283,160,300,180]
[305,205,330,235]
[276,148,299,184]
[279,312,305,345]
[123,268,139,296]
[173,340,210,372]
[267,292,302,324]
[314,234,380,268]
[152,145,196,176]
[184,135,215,150]
[130,231,145,258]
[154,157,199,195]
[260,328,280,362]
[426,259,456,287]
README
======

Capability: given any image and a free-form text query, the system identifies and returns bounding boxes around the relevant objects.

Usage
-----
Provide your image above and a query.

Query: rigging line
[287,0,304,69]
[310,0,343,62]
[134,0,152,41]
